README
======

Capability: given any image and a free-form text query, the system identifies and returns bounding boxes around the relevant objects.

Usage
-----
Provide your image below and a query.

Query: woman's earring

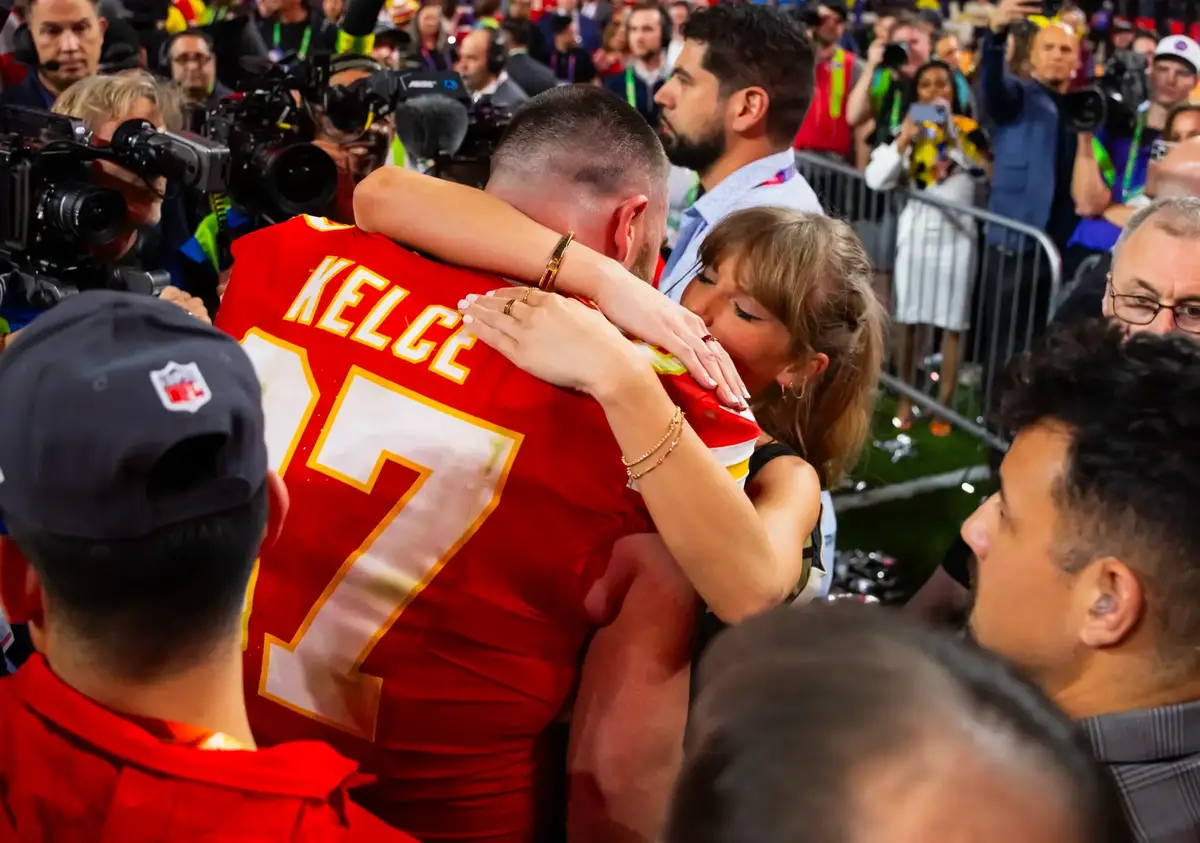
[786,381,806,401]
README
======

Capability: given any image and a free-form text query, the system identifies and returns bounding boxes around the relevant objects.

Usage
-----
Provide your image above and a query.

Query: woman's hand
[589,265,749,408]
[458,287,648,399]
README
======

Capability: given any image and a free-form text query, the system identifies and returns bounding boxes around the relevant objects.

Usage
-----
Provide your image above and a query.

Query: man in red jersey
[0,292,414,842]
[217,85,764,843]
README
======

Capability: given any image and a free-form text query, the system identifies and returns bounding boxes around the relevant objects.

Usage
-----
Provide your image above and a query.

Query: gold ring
[503,298,516,317]
[520,287,533,305]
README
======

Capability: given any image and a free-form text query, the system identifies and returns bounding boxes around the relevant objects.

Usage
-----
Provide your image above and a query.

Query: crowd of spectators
[0,1,1199,842]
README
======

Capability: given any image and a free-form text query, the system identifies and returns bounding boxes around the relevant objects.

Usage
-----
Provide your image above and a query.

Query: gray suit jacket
[506,51,559,98]
[487,77,529,112]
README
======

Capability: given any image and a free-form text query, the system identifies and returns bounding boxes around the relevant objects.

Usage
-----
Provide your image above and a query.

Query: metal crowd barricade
[794,151,1063,452]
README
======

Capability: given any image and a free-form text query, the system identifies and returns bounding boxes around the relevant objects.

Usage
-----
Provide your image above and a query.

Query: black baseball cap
[0,291,267,540]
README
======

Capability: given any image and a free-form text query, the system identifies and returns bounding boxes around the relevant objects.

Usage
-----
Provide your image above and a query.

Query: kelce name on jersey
[282,255,479,386]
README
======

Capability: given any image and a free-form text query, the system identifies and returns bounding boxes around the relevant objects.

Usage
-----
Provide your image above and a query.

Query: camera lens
[256,142,338,218]
[39,183,127,245]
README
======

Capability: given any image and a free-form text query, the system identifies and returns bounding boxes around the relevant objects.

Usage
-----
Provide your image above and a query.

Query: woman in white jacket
[865,59,989,434]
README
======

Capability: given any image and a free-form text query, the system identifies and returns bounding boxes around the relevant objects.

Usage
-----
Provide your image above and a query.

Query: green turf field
[834,392,996,593]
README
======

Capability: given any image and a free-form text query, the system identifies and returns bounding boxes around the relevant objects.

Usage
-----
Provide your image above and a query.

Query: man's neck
[1035,74,1070,94]
[46,638,257,748]
[422,35,437,49]
[1053,654,1200,721]
[36,71,65,98]
[277,5,308,24]
[636,52,663,73]
[699,137,783,193]
[817,42,837,63]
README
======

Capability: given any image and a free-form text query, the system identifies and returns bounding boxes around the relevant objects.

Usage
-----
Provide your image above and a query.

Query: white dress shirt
[658,148,822,303]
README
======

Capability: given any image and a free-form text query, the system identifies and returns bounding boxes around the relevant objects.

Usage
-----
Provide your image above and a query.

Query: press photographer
[1067,35,1200,278]
[0,75,222,348]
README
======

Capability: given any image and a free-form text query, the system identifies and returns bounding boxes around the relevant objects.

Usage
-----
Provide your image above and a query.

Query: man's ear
[1101,274,1115,319]
[99,15,108,36]
[729,85,770,137]
[612,194,650,270]
[1077,557,1144,651]
[0,537,44,628]
[264,471,290,550]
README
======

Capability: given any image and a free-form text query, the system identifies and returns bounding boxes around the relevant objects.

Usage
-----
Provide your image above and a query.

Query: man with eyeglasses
[1100,197,1200,337]
[1067,36,1200,281]
[166,30,230,130]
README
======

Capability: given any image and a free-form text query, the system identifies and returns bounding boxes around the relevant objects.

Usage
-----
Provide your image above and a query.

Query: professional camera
[202,57,340,223]
[1062,49,1149,134]
[0,105,230,310]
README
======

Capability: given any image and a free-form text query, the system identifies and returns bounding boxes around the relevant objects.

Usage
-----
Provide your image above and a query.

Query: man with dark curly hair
[961,319,1200,843]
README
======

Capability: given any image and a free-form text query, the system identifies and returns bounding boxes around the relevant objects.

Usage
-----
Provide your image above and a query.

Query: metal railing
[795,151,1063,451]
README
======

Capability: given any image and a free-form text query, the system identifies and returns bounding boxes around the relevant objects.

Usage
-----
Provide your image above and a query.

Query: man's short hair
[1113,196,1200,259]
[680,4,814,146]
[1000,320,1200,673]
[500,17,531,48]
[6,487,268,683]
[669,602,1132,843]
[492,85,668,199]
[887,10,924,38]
[52,69,184,133]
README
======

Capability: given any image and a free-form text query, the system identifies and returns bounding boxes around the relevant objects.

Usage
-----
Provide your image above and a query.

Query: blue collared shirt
[658,149,822,303]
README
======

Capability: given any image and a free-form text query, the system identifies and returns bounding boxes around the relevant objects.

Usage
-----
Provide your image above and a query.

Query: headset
[485,26,508,76]
[625,3,671,55]
[157,27,216,75]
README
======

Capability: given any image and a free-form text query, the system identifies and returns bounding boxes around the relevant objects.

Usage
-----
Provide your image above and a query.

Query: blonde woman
[355,169,885,611]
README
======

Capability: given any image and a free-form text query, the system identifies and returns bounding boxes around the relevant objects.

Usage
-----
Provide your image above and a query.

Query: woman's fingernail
[743,386,752,399]
[464,293,478,304]
[485,290,496,297]
[457,299,470,311]
[463,314,474,324]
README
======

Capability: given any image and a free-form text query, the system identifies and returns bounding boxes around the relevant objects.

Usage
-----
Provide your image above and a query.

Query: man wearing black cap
[0,291,417,842]
[792,2,860,161]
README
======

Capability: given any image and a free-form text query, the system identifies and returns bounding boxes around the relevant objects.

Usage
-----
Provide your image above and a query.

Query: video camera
[1062,49,1150,135]
[201,57,340,223]
[0,105,230,310]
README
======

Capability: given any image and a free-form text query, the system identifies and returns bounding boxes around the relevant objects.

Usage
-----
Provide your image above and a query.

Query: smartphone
[1041,0,1063,16]
[909,103,948,125]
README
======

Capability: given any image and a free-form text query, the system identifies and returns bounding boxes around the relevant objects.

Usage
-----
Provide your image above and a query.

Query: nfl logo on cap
[150,361,212,413]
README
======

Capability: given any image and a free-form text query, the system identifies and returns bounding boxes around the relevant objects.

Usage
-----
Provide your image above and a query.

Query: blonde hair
[52,70,183,134]
[698,208,886,487]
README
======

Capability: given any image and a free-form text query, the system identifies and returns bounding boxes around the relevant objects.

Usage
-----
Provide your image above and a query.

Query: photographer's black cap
[0,291,267,540]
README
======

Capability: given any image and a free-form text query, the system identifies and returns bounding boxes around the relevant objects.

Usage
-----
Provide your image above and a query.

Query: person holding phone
[865,59,990,433]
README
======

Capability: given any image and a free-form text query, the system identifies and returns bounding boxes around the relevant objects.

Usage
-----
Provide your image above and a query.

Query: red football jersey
[217,216,758,843]
[0,656,413,843]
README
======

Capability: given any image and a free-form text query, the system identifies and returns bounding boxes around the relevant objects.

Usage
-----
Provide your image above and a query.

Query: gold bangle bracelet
[629,422,684,481]
[621,406,682,469]
[539,231,575,292]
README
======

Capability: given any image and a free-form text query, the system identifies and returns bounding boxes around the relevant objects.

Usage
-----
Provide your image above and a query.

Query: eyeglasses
[1108,275,1200,333]
[1150,138,1176,161]
[172,52,213,66]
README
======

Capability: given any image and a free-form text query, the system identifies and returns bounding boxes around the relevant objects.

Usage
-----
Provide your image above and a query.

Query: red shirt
[793,49,854,158]
[0,655,412,843]
[217,216,758,843]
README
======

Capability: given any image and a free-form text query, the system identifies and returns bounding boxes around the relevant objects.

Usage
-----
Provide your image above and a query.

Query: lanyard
[754,167,797,189]
[625,67,637,108]
[422,47,439,70]
[1122,115,1146,198]
[273,21,312,58]
[562,53,575,82]
[685,176,700,207]
[666,165,798,296]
